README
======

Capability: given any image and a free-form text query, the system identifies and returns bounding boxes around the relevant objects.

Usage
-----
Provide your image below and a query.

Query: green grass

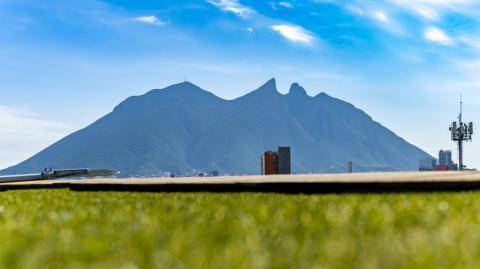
[1,190,480,268]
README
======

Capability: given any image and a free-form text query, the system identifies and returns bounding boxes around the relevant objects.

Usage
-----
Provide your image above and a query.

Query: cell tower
[449,96,473,170]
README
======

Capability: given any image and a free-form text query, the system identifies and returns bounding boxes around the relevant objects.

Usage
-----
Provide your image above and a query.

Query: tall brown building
[261,147,291,175]
[261,151,278,175]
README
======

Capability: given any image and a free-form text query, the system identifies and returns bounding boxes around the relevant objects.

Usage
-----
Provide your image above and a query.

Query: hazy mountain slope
[1,79,431,176]
[3,82,227,175]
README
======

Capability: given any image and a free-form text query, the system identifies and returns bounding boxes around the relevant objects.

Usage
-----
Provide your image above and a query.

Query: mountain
[0,79,431,176]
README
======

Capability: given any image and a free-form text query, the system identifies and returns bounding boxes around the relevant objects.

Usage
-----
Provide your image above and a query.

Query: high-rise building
[432,150,458,171]
[261,146,291,175]
[278,146,291,174]
[439,150,453,166]
[261,151,278,175]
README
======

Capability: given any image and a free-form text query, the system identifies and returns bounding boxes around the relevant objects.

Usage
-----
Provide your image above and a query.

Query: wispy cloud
[368,10,406,35]
[389,0,477,9]
[207,0,254,18]
[342,4,406,35]
[346,5,365,15]
[459,36,480,50]
[0,106,72,169]
[271,24,314,44]
[271,1,294,9]
[387,0,478,20]
[424,26,453,45]
[414,6,439,20]
[132,16,166,25]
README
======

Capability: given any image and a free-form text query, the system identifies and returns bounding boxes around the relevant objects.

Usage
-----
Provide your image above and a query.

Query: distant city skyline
[1,0,479,169]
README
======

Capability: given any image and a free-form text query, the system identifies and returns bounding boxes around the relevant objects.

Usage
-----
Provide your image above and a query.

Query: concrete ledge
[1,171,480,193]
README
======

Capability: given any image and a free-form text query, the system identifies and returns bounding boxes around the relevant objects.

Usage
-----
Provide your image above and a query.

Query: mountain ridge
[1,78,431,176]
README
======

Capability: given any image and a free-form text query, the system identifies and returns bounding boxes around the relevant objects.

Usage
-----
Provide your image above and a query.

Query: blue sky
[1,0,480,169]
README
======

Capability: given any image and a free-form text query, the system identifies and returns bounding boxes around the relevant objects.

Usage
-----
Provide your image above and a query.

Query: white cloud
[247,27,254,32]
[311,0,339,3]
[207,0,254,18]
[456,59,480,70]
[346,5,365,16]
[325,0,478,21]
[414,7,439,20]
[368,10,406,35]
[459,36,480,50]
[424,26,453,45]
[0,106,72,169]
[337,0,480,33]
[278,2,294,8]
[132,16,166,25]
[390,0,476,7]
[373,11,389,23]
[344,5,406,35]
[271,25,315,44]
[387,0,477,20]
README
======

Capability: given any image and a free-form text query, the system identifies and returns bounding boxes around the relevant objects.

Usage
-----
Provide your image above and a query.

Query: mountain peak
[147,81,209,97]
[179,80,194,86]
[169,81,201,90]
[288,83,307,96]
[316,92,328,97]
[256,78,277,92]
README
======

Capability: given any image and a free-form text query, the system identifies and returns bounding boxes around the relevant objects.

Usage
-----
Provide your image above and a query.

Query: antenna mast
[459,96,463,170]
[450,95,473,170]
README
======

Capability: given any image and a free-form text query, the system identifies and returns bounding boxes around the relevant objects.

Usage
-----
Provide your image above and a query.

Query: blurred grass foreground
[1,189,479,268]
